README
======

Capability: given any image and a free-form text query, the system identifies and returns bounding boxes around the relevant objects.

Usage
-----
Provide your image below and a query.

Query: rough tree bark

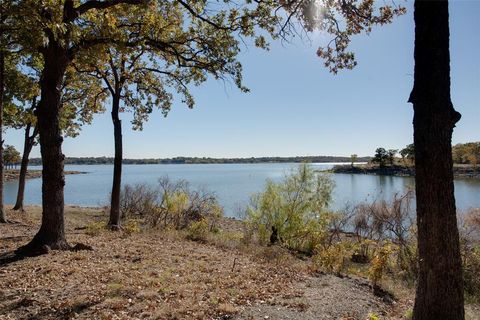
[0,42,6,223]
[410,1,464,319]
[16,42,70,253]
[13,121,38,211]
[108,93,122,229]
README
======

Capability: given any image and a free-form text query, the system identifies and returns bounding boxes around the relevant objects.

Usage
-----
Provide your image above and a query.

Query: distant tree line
[452,142,480,167]
[372,142,479,168]
[27,156,372,166]
[3,144,21,169]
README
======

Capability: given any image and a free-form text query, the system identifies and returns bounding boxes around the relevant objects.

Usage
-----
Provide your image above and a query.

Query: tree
[372,147,389,168]
[464,143,480,168]
[281,1,464,316]
[3,50,41,212]
[246,164,334,252]
[0,0,13,223]
[3,145,21,169]
[279,1,405,73]
[72,1,276,230]
[350,154,358,167]
[452,142,480,167]
[0,26,4,223]
[12,108,38,210]
[387,149,397,166]
[4,55,106,212]
[409,1,464,318]
[11,0,278,254]
[75,47,171,229]
[400,143,415,165]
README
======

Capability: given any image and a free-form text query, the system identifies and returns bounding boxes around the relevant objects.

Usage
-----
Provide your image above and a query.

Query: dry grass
[2,206,476,319]
[0,207,303,319]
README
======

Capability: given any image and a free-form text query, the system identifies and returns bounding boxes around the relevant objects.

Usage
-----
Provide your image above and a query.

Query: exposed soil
[0,206,475,320]
[4,170,86,182]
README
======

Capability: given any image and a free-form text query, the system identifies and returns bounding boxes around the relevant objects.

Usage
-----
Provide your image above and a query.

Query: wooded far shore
[26,156,372,165]
[330,164,480,179]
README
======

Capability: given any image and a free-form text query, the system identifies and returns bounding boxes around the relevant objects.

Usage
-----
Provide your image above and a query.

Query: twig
[231,257,237,272]
[0,235,30,241]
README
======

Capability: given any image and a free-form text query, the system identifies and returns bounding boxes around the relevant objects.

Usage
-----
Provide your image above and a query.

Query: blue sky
[6,0,480,158]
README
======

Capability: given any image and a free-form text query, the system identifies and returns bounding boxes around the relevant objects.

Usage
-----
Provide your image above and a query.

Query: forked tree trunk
[13,123,38,211]
[109,94,122,229]
[410,1,464,319]
[17,43,70,254]
[0,44,6,223]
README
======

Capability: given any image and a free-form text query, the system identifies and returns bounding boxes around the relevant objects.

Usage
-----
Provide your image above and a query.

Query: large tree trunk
[16,44,70,254]
[410,1,464,319]
[13,123,38,211]
[0,43,6,223]
[108,94,122,229]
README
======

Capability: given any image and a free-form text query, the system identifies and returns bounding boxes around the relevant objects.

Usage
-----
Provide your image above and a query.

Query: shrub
[187,219,210,242]
[459,208,480,301]
[404,309,413,320]
[367,313,381,320]
[313,241,356,275]
[368,242,394,287]
[118,177,223,233]
[153,177,223,230]
[245,164,334,254]
[123,219,141,235]
[85,221,108,236]
[120,183,159,219]
[350,190,417,280]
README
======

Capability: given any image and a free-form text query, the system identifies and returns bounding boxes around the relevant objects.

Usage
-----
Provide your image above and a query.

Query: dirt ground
[0,207,475,320]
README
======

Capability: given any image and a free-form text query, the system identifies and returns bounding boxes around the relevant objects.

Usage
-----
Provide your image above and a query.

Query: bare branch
[74,0,148,18]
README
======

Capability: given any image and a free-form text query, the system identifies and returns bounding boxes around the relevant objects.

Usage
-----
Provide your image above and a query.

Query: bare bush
[118,176,223,232]
[120,183,160,219]
[327,203,355,245]
[459,208,480,301]
[350,189,417,279]
[352,190,415,242]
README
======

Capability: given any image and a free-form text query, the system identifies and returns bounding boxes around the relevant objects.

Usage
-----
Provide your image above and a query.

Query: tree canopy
[3,144,21,167]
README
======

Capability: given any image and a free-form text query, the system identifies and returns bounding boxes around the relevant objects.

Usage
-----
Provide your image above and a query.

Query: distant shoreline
[328,164,480,179]
[27,156,372,166]
[4,170,87,182]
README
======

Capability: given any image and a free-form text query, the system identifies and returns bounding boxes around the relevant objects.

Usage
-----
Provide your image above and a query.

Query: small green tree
[372,148,389,168]
[350,154,358,167]
[400,144,415,166]
[3,144,21,169]
[387,149,398,166]
[246,164,334,253]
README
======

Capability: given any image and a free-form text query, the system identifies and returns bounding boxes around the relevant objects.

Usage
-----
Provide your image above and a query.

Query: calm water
[4,163,480,217]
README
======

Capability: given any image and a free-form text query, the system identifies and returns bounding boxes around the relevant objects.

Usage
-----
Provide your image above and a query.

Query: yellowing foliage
[245,164,334,253]
[368,242,395,287]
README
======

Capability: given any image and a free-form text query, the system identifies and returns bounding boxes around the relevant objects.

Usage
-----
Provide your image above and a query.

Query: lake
[4,163,480,217]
